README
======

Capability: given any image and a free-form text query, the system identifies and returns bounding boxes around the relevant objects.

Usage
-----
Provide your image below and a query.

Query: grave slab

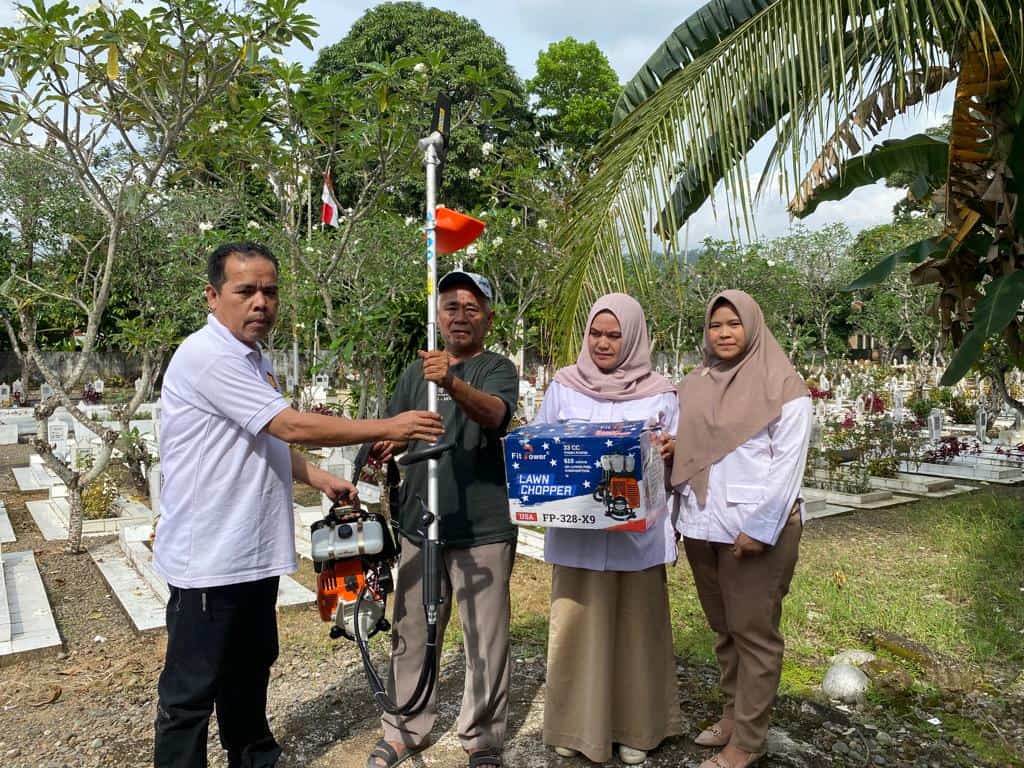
[0,549,62,663]
[25,499,69,541]
[802,489,856,519]
[0,547,8,643]
[899,461,1023,484]
[516,528,544,561]
[89,529,315,632]
[88,541,165,633]
[0,502,14,544]
[0,423,18,445]
[12,466,48,492]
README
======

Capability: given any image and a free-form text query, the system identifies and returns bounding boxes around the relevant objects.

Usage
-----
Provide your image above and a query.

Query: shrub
[82,473,119,519]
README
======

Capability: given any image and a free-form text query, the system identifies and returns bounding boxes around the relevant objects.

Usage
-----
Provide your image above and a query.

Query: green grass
[772,490,1024,669]
[502,489,1024,677]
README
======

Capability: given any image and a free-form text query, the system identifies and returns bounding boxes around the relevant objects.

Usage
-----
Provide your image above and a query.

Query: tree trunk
[66,482,84,555]
[988,365,1024,420]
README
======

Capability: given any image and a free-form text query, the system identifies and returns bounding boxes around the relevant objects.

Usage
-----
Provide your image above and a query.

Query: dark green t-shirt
[387,350,518,548]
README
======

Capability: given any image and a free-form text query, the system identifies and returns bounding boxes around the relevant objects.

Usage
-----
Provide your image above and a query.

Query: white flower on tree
[482,141,494,157]
[198,221,213,232]
[413,62,427,73]
[468,167,481,180]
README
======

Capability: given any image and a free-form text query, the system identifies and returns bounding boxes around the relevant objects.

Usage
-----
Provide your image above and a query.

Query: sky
[1,0,954,242]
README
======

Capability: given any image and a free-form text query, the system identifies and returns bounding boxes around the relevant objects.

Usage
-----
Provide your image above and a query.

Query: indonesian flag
[321,171,341,227]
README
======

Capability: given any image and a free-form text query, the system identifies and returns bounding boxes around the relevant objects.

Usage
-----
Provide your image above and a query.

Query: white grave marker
[93,378,104,394]
[40,382,54,401]
[928,409,945,443]
[0,383,10,406]
[975,408,989,443]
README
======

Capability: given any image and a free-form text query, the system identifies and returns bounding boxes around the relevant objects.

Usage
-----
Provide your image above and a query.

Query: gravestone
[148,462,161,517]
[893,390,905,422]
[47,421,70,463]
[40,383,54,401]
[0,383,10,407]
[93,378,104,394]
[0,423,18,445]
[313,373,329,390]
[928,409,944,443]
[11,379,23,399]
[819,374,830,391]
[285,375,296,394]
[975,408,989,443]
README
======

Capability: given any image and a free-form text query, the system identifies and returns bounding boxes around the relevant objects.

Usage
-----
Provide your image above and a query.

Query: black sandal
[365,738,418,768]
[468,747,503,768]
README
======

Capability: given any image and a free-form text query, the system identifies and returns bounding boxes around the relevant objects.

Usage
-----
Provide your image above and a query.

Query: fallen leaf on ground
[29,686,61,707]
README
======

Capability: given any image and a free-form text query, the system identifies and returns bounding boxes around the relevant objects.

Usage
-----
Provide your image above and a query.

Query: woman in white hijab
[534,293,681,765]
[672,290,812,768]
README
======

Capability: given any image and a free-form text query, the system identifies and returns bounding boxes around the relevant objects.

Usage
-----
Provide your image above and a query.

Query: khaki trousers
[382,537,515,752]
[543,564,682,762]
[683,511,801,753]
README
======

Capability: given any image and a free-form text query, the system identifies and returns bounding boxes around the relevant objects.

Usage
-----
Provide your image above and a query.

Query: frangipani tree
[0,0,316,552]
[553,0,1023,380]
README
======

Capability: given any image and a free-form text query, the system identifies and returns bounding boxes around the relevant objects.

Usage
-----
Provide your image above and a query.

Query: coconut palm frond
[552,0,1024,364]
[613,0,778,125]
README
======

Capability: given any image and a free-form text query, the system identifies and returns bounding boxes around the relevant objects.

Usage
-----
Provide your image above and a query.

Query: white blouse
[675,396,812,546]
[532,381,679,572]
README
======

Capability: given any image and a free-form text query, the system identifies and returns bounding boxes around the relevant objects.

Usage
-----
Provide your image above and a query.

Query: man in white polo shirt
[153,242,443,768]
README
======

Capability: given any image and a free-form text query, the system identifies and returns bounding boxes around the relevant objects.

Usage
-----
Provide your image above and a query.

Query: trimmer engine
[312,502,399,641]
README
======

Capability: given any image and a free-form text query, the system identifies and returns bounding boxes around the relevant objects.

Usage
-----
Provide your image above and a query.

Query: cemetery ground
[0,444,1022,768]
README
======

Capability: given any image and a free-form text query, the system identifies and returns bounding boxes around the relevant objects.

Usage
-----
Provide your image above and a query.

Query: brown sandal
[698,750,763,768]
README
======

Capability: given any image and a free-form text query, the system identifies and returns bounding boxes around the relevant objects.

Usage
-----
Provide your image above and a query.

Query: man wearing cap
[366,271,518,768]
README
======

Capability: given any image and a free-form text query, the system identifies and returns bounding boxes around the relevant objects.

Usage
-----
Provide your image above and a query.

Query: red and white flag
[321,171,341,227]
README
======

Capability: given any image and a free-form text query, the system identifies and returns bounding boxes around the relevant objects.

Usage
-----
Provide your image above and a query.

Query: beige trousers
[543,564,682,762]
[683,510,802,752]
[381,537,515,752]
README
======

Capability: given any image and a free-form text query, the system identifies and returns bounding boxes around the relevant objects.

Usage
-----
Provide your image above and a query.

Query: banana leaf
[940,271,1024,385]
[845,236,947,290]
[798,134,949,217]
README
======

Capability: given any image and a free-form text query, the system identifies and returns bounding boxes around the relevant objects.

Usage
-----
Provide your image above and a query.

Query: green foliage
[81,472,119,520]
[799,134,950,218]
[527,37,621,153]
[310,1,531,215]
[940,272,1024,386]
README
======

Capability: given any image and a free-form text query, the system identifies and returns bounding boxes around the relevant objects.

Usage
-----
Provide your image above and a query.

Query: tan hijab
[552,293,676,402]
[671,290,808,505]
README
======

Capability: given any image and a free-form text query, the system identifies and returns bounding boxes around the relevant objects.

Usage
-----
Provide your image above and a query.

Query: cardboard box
[503,420,667,532]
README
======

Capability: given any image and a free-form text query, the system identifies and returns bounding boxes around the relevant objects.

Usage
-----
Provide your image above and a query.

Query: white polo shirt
[154,314,294,589]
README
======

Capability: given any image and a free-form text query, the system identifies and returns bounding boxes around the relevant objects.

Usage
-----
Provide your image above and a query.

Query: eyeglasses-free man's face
[205,254,280,348]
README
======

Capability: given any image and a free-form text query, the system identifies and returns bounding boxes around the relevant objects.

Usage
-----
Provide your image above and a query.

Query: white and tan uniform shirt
[675,396,812,546]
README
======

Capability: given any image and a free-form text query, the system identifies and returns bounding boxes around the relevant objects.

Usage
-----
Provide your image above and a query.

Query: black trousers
[154,576,282,768]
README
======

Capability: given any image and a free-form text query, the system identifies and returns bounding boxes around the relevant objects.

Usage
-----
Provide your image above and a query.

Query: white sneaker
[619,745,647,764]
[554,746,580,757]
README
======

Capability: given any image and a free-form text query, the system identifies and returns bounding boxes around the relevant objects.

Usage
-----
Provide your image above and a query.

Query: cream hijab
[552,293,676,402]
[671,290,808,505]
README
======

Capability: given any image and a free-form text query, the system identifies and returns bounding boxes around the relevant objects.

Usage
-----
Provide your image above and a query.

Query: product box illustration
[503,420,667,532]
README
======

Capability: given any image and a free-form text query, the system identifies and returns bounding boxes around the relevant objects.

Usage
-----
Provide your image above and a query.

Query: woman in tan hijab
[534,293,681,765]
[671,290,811,768]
